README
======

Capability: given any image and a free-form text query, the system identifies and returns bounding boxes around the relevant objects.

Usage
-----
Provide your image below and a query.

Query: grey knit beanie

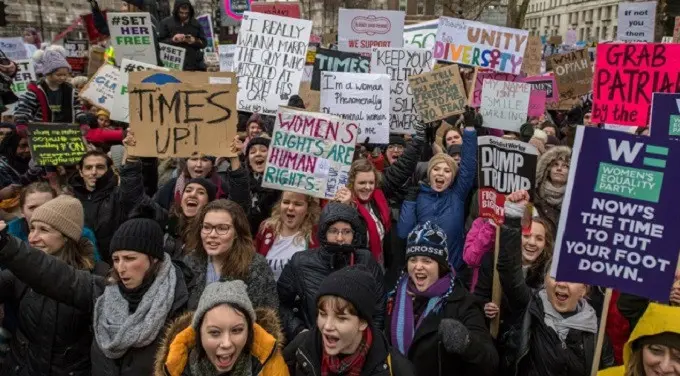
[192,280,256,332]
[40,49,71,75]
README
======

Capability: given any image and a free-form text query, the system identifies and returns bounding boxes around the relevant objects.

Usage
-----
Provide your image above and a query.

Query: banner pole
[490,224,502,339]
[590,288,612,376]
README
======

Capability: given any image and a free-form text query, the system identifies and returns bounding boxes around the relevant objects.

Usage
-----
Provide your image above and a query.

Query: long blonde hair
[262,192,320,245]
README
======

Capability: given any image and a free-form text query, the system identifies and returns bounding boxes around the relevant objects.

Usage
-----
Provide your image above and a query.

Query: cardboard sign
[64,39,89,74]
[127,71,238,158]
[434,17,529,75]
[87,46,106,77]
[480,79,531,132]
[235,12,312,115]
[403,19,438,49]
[298,82,320,111]
[107,12,157,65]
[370,47,433,135]
[649,93,680,140]
[27,123,87,166]
[521,36,542,77]
[197,14,218,52]
[262,107,358,199]
[311,48,369,91]
[320,72,391,144]
[477,136,538,224]
[409,64,466,124]
[522,75,559,104]
[80,64,121,112]
[8,60,36,112]
[159,43,186,70]
[218,44,237,72]
[617,1,657,42]
[592,43,680,127]
[469,71,523,108]
[548,35,562,45]
[549,49,592,99]
[551,126,680,302]
[0,38,28,60]
[338,9,405,54]
[249,2,301,18]
[547,95,580,111]
[110,59,169,123]
[528,90,547,117]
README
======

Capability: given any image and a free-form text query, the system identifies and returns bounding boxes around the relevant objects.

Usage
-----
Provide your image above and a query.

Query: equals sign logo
[642,144,668,169]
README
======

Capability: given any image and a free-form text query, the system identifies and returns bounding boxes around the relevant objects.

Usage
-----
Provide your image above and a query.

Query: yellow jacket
[155,308,289,376]
[598,303,680,376]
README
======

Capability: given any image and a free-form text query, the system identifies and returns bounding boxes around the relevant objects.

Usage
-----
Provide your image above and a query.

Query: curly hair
[261,192,320,245]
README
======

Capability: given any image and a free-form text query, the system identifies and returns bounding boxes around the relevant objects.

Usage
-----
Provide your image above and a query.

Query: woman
[442,126,463,149]
[285,265,414,376]
[387,222,498,376]
[255,191,321,281]
[278,202,386,342]
[497,190,614,376]
[0,196,106,375]
[0,216,189,375]
[243,113,264,151]
[245,136,281,235]
[599,303,680,376]
[398,124,477,269]
[155,280,288,376]
[184,199,278,311]
[14,49,86,131]
[154,153,228,210]
[0,130,43,218]
[534,145,571,233]
[23,28,41,57]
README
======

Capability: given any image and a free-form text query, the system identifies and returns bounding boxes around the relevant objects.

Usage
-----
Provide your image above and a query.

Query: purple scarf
[390,273,454,355]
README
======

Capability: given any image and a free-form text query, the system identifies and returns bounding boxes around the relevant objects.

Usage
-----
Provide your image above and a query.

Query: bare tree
[506,0,531,28]
[443,0,500,21]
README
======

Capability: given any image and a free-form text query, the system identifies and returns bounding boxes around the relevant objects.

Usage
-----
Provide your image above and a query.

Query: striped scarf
[321,329,372,376]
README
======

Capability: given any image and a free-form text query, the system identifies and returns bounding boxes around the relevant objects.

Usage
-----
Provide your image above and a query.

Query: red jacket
[255,224,320,257]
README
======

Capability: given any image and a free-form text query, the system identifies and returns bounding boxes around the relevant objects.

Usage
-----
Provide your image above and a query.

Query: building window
[579,28,584,40]
[399,0,407,12]
[595,26,600,38]
[601,26,607,39]
[417,0,424,15]
[613,25,617,38]
[597,7,601,20]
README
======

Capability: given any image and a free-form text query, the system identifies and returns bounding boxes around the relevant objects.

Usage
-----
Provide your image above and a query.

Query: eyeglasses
[327,228,354,237]
[387,145,404,152]
[201,224,232,235]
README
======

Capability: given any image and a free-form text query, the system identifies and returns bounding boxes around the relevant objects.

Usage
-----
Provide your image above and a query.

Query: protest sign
[592,43,680,127]
[107,12,157,65]
[547,95,580,111]
[522,75,559,104]
[649,93,680,140]
[565,29,577,45]
[197,15,218,52]
[320,72,390,144]
[82,11,108,43]
[298,82,320,111]
[262,107,358,199]
[302,66,313,82]
[221,0,251,26]
[87,46,106,77]
[549,49,592,99]
[528,90,546,117]
[312,48,369,91]
[548,36,563,45]
[469,71,523,108]
[617,1,657,42]
[404,20,438,50]
[110,59,168,123]
[409,64,466,124]
[338,9,405,54]
[250,2,301,18]
[477,136,538,224]
[64,39,89,75]
[551,126,680,302]
[127,71,238,158]
[480,79,531,132]
[603,124,637,134]
[434,17,529,75]
[27,123,87,166]
[521,36,542,76]
[218,44,237,72]
[159,43,186,70]
[674,16,680,43]
[371,47,433,134]
[0,38,28,60]
[8,60,36,112]
[79,64,121,112]
[234,12,312,115]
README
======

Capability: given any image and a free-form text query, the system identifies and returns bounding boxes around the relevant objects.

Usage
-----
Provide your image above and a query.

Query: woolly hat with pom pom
[36,49,71,76]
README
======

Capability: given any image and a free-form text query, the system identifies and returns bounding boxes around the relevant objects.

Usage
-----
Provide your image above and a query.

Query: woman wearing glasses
[277,202,385,343]
[183,199,278,311]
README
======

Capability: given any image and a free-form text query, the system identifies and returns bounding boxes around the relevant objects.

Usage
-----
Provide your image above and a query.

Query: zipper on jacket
[297,349,318,376]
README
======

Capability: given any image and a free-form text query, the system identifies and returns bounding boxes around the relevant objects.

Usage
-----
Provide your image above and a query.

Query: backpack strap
[387,353,393,376]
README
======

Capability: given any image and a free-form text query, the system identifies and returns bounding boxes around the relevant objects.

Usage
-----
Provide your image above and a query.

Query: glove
[439,319,471,355]
[463,106,477,129]
[413,121,426,142]
[405,184,419,202]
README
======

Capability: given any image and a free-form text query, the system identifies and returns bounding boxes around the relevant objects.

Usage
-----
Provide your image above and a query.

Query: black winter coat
[158,0,207,71]
[284,326,415,376]
[386,279,498,376]
[0,262,108,376]
[0,235,189,376]
[70,160,145,264]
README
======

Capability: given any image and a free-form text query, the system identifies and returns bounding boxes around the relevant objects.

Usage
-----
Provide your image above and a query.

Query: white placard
[80,65,121,112]
[235,12,312,115]
[7,60,36,113]
[403,19,438,49]
[302,65,313,82]
[479,79,530,132]
[159,43,186,70]
[218,44,237,72]
[320,72,391,143]
[107,12,158,65]
[617,1,657,42]
[370,47,433,134]
[0,38,28,60]
[110,59,168,123]
[338,9,405,54]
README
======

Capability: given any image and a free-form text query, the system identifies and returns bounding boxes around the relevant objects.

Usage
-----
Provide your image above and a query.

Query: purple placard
[469,71,522,107]
[552,127,680,302]
[650,93,680,140]
[522,75,559,104]
[528,90,546,117]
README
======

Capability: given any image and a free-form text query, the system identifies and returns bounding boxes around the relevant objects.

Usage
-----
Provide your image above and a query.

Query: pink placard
[249,1,301,18]
[522,75,559,104]
[469,71,522,107]
[528,90,547,117]
[592,43,680,127]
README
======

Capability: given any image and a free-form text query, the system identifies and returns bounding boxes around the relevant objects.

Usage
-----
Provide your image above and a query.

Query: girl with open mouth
[244,136,282,237]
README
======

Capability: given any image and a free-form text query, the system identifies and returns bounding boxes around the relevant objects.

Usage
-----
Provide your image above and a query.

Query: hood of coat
[535,145,571,189]
[172,0,195,20]
[155,307,284,376]
[622,303,680,367]
[317,202,367,249]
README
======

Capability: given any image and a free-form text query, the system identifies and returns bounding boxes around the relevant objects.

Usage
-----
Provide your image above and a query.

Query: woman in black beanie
[0,217,189,376]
